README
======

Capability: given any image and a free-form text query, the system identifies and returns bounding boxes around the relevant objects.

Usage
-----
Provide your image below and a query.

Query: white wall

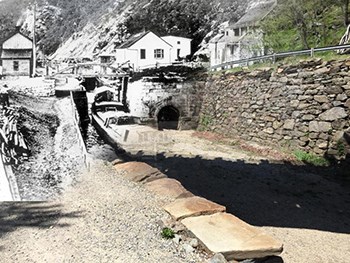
[2,59,31,76]
[129,32,172,69]
[115,49,138,69]
[161,36,191,62]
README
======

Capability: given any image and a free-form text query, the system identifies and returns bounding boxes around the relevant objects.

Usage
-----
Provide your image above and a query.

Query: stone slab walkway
[163,196,226,220]
[182,212,283,260]
[114,161,283,261]
[145,178,193,199]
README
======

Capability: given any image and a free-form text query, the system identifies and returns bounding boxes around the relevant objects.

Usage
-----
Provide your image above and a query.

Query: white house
[161,36,192,61]
[113,31,172,71]
[1,31,33,76]
[209,0,276,68]
[105,31,191,71]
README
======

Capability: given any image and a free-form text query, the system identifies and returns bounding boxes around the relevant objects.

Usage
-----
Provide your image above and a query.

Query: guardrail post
[310,48,314,57]
[272,53,276,64]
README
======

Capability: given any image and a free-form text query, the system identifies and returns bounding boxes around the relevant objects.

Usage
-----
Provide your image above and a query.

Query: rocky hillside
[1,0,251,60]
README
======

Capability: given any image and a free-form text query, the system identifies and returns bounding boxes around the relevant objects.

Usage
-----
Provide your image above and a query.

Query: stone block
[145,178,193,199]
[336,93,348,101]
[272,121,282,129]
[290,100,299,107]
[302,114,315,121]
[314,95,329,103]
[298,95,311,101]
[182,213,283,261]
[297,103,310,110]
[326,86,343,94]
[345,99,350,108]
[332,101,343,107]
[319,107,347,121]
[309,121,332,133]
[263,128,274,134]
[283,119,295,130]
[163,196,226,220]
[115,162,166,183]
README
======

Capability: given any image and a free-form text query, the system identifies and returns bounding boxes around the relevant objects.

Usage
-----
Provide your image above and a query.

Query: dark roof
[1,49,32,59]
[230,0,276,29]
[118,31,150,49]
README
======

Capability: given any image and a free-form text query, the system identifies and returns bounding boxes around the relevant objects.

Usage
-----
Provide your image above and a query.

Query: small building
[209,0,276,68]
[161,36,192,61]
[106,31,191,71]
[1,31,33,77]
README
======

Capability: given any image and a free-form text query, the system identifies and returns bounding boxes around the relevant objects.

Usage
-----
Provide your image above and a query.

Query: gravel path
[121,130,350,263]
[0,160,206,263]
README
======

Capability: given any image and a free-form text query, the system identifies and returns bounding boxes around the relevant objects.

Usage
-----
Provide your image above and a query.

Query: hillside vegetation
[262,0,349,52]
[1,0,349,58]
[0,0,31,41]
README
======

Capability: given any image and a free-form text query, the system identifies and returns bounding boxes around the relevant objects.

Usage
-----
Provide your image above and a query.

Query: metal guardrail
[211,44,350,70]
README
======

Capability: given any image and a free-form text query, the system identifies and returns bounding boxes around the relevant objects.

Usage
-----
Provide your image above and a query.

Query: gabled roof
[209,33,224,44]
[1,30,33,47]
[230,0,276,29]
[118,31,149,49]
[117,31,172,49]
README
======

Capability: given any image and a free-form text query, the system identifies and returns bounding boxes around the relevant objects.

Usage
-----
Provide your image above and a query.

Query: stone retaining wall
[200,59,350,157]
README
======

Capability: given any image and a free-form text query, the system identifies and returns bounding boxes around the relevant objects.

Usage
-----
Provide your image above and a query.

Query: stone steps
[114,161,283,261]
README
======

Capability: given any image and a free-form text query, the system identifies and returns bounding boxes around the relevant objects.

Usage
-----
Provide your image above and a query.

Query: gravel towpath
[0,160,206,263]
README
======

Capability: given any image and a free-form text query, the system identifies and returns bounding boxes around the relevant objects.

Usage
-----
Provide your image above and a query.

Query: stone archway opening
[157,106,180,130]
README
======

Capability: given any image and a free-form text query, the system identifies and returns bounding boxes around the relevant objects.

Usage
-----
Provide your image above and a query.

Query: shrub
[294,150,330,166]
[161,227,175,239]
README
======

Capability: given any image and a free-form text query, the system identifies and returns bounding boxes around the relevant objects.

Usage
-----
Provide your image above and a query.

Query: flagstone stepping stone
[182,213,283,261]
[114,161,166,183]
[164,196,226,220]
[145,178,193,199]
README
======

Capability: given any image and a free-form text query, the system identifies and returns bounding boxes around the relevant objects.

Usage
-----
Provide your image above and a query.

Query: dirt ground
[0,161,207,263]
[1,80,349,262]
[118,130,350,263]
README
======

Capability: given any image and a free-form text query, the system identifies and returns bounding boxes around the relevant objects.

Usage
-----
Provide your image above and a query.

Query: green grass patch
[161,227,175,239]
[294,150,330,167]
[199,114,213,128]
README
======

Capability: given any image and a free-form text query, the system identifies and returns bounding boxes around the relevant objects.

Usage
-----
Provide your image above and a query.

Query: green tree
[262,0,344,52]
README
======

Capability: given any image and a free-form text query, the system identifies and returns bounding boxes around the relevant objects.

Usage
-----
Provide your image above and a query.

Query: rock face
[182,213,283,261]
[200,59,350,157]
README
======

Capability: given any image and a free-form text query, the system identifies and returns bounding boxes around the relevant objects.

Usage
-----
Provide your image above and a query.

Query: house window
[154,49,164,59]
[226,31,228,36]
[140,49,146,59]
[234,28,240,36]
[177,41,181,44]
[13,61,19,71]
[230,45,235,55]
